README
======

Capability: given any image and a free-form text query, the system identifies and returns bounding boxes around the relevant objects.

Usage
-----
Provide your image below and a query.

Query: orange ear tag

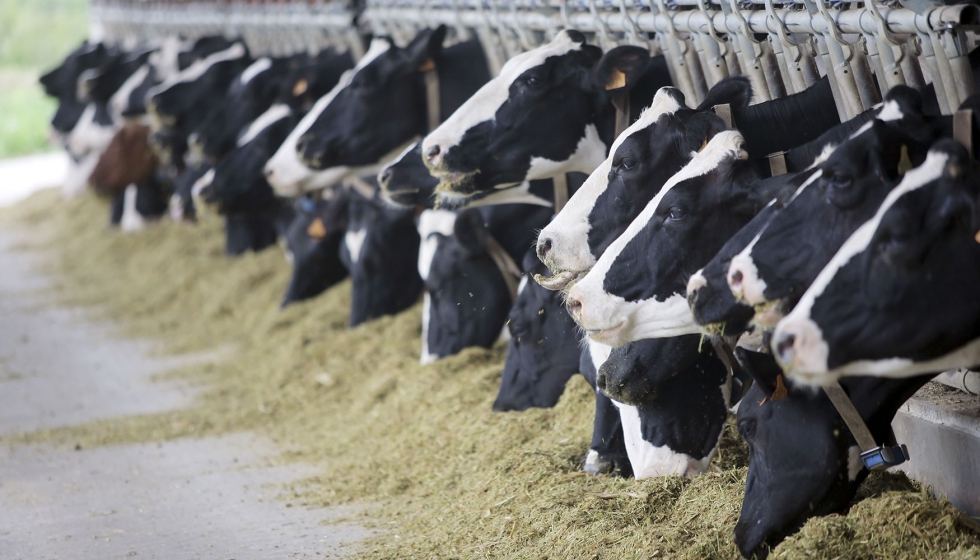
[418,58,436,73]
[605,68,627,91]
[771,374,788,401]
[307,217,327,240]
[698,138,709,152]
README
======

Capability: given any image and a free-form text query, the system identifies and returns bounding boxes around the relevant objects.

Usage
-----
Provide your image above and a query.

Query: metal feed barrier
[91,0,980,118]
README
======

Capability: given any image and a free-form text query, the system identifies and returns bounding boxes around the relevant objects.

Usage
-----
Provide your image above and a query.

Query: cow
[772,140,980,382]
[564,131,774,346]
[492,250,581,412]
[580,343,632,477]
[421,34,673,204]
[40,41,113,135]
[108,177,170,233]
[267,27,491,197]
[88,122,158,197]
[596,336,730,478]
[341,178,424,327]
[534,77,846,292]
[418,203,551,364]
[733,348,934,559]
[170,162,211,223]
[281,191,351,307]
[724,88,942,333]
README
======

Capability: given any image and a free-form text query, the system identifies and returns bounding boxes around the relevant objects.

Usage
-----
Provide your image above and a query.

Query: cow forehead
[792,148,951,319]
[417,209,458,280]
[497,31,585,81]
[237,103,292,147]
[592,131,747,283]
[240,57,272,85]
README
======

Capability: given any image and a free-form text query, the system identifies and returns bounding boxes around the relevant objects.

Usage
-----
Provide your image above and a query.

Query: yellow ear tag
[771,374,788,401]
[292,78,309,97]
[605,68,627,91]
[418,58,436,73]
[698,138,709,152]
[307,217,327,240]
[897,145,913,175]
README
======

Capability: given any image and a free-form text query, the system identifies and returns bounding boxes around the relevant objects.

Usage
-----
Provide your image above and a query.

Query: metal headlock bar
[90,0,980,117]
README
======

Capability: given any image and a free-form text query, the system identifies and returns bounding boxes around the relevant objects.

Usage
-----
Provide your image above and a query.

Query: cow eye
[827,172,852,190]
[524,76,541,87]
[667,207,686,221]
[618,158,636,171]
[738,418,757,439]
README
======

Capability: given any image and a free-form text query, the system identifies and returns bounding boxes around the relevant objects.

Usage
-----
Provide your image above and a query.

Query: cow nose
[566,297,582,318]
[536,237,553,261]
[775,332,796,366]
[425,144,442,167]
[264,165,275,180]
[729,269,743,289]
[378,167,392,189]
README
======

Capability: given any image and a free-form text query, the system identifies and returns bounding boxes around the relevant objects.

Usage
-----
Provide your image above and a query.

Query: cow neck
[484,234,522,303]
[822,381,909,472]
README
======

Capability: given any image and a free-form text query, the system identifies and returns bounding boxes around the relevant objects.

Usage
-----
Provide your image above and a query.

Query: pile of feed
[3,190,978,559]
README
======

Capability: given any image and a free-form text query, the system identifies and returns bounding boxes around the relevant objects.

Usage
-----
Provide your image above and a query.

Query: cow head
[773,140,980,382]
[281,192,351,307]
[566,131,766,346]
[493,250,580,411]
[727,93,936,330]
[295,27,447,172]
[40,41,109,98]
[419,209,513,363]
[535,78,749,290]
[378,141,438,208]
[734,348,933,559]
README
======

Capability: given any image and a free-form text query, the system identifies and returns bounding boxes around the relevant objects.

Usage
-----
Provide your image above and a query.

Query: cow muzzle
[728,253,768,305]
[771,315,832,384]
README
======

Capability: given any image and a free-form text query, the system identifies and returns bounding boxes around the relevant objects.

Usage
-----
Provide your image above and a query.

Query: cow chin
[584,320,630,347]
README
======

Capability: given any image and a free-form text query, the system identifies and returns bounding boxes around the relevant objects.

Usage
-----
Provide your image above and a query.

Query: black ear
[403,25,448,71]
[592,45,651,93]
[453,209,489,256]
[883,85,923,117]
[682,111,728,153]
[696,75,752,111]
[734,347,783,399]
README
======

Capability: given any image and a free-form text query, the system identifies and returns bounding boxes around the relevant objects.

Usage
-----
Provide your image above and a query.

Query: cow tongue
[533,270,581,291]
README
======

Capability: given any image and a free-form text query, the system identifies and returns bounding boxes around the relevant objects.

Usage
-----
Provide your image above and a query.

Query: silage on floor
[2,190,978,560]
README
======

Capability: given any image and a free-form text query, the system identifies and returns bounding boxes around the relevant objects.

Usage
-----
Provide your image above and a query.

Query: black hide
[281,193,350,307]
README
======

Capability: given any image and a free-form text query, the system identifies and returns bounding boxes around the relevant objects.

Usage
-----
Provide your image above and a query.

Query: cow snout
[425,144,443,168]
[727,254,766,305]
[378,167,393,190]
[536,237,553,261]
[771,316,831,383]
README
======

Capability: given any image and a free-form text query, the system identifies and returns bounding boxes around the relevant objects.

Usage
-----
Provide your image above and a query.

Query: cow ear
[734,347,784,400]
[696,75,752,111]
[682,111,728,154]
[453,209,489,256]
[404,25,448,72]
[592,46,650,93]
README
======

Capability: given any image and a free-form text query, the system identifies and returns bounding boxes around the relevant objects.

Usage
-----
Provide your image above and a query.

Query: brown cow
[88,122,158,197]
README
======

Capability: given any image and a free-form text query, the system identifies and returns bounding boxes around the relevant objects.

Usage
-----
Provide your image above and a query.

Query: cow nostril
[596,372,607,393]
[537,237,553,259]
[264,167,274,179]
[425,144,441,163]
[567,298,582,315]
[776,333,796,364]
[379,168,392,188]
[730,269,743,288]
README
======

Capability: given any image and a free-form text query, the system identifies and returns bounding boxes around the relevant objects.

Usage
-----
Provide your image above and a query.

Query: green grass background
[0,0,90,158]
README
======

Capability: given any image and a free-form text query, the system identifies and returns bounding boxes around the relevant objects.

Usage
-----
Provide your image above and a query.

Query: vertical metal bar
[917,33,952,114]
[814,35,851,122]
[852,41,882,108]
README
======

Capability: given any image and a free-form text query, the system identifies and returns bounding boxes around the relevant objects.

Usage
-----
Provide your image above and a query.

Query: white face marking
[423,31,584,157]
[66,104,117,158]
[344,228,368,265]
[876,99,904,122]
[420,292,437,365]
[775,149,951,381]
[266,40,393,197]
[120,184,146,233]
[190,167,215,217]
[109,64,150,123]
[148,36,187,83]
[517,274,529,296]
[538,88,686,276]
[417,209,457,280]
[147,43,247,99]
[240,57,272,85]
[686,269,707,299]
[237,104,292,147]
[568,131,747,344]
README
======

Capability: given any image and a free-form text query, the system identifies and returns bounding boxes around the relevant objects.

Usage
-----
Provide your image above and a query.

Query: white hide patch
[148,36,186,83]
[147,43,247,99]
[775,149,950,382]
[417,209,457,280]
[266,39,391,197]
[538,88,686,277]
[568,131,746,344]
[120,185,146,233]
[67,103,116,158]
[423,30,586,156]
[240,57,272,85]
[420,292,437,365]
[109,64,150,123]
[237,104,292,147]
[344,228,368,265]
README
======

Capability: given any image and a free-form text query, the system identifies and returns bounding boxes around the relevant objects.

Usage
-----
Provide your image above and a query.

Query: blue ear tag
[299,196,317,213]
[861,444,910,471]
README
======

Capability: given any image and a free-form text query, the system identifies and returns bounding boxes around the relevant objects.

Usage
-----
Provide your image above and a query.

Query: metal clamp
[861,444,910,471]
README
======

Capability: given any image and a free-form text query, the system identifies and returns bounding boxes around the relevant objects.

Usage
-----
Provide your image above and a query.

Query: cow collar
[344,175,377,200]
[420,58,440,133]
[822,381,909,472]
[484,234,523,303]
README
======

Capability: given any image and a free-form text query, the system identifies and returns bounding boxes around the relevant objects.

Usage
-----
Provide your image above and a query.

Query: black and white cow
[535,77,843,291]
[281,191,351,307]
[724,89,941,332]
[267,27,491,197]
[733,348,934,558]
[422,33,673,203]
[342,179,424,327]
[565,131,774,346]
[597,336,730,478]
[773,140,980,382]
[170,161,211,222]
[492,250,581,412]
[41,41,113,135]
[417,204,551,363]
[580,344,632,477]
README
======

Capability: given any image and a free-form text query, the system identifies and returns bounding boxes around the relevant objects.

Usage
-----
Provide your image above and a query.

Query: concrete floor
[0,228,371,559]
